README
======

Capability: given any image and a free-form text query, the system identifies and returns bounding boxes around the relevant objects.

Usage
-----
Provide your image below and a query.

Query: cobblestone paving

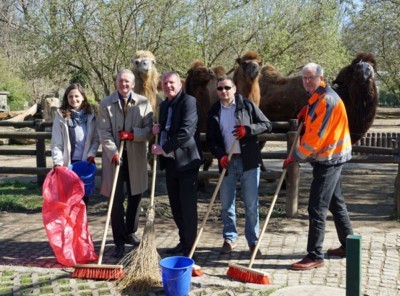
[1,169,400,295]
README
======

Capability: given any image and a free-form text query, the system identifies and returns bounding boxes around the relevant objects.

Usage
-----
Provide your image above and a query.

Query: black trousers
[111,150,142,246]
[164,158,199,254]
[307,162,353,261]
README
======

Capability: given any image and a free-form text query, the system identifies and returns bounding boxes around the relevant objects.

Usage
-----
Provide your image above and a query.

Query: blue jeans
[219,157,260,246]
[307,162,353,261]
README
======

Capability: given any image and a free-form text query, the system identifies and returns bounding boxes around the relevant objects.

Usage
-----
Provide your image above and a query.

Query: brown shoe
[220,240,237,254]
[327,246,346,257]
[291,256,324,270]
[249,244,262,259]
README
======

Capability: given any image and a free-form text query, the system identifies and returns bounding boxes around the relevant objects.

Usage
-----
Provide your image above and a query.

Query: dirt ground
[0,107,399,228]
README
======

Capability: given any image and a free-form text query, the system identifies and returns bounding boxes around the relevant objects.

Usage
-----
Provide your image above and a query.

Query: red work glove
[87,156,95,164]
[151,144,164,155]
[283,155,295,169]
[152,124,160,135]
[119,130,134,140]
[232,125,247,139]
[219,155,230,169]
[297,106,308,123]
[112,154,120,165]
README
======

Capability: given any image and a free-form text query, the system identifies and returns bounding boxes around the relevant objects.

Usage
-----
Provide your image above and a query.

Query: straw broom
[189,140,238,277]
[117,135,161,294]
[227,123,303,284]
[72,143,125,280]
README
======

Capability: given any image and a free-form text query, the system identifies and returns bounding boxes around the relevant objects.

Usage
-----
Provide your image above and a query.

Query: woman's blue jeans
[219,157,260,246]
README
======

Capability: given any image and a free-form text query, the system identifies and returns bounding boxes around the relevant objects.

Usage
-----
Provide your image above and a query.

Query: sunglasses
[217,86,233,91]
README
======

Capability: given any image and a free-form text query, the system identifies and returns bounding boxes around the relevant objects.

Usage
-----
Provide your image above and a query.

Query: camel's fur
[258,53,378,143]
[332,53,378,143]
[184,60,222,183]
[259,64,309,122]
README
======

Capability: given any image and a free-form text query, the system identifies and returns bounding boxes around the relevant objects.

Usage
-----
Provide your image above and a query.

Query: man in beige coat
[98,69,153,258]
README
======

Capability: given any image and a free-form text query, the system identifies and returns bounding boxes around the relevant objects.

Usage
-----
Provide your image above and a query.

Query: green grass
[0,180,42,212]
[39,287,53,294]
[0,288,12,295]
[389,213,400,222]
[60,286,72,292]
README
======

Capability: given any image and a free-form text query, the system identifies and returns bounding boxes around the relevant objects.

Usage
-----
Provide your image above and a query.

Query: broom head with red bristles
[192,264,203,277]
[227,263,270,285]
[72,264,124,280]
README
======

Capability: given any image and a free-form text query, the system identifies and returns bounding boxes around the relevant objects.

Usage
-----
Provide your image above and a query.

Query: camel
[258,64,309,122]
[332,53,378,143]
[185,60,219,133]
[258,53,378,143]
[131,50,162,120]
[233,51,263,107]
[184,60,220,185]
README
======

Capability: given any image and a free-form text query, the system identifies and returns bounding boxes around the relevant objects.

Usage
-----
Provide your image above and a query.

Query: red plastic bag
[42,166,98,267]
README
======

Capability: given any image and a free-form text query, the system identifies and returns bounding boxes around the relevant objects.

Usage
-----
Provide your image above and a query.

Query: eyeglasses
[302,76,319,82]
[217,86,233,91]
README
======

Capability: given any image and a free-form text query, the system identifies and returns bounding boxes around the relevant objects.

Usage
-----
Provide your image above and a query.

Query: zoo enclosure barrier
[0,119,399,216]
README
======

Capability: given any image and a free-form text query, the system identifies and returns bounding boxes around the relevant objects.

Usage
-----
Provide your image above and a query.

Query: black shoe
[112,245,125,259]
[165,242,183,254]
[125,233,140,246]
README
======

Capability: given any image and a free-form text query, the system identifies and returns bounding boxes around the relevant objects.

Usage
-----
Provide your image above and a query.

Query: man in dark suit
[151,71,202,257]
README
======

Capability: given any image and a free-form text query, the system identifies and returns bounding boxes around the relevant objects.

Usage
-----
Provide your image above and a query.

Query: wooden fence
[0,119,399,216]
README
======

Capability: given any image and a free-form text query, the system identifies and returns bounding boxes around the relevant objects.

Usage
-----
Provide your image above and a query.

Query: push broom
[72,143,125,280]
[189,139,238,276]
[227,122,303,284]
[117,135,161,294]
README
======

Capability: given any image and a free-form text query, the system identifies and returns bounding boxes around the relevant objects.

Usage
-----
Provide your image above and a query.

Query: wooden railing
[1,119,399,216]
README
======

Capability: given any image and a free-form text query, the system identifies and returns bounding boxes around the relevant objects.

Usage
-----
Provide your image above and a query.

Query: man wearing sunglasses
[206,76,272,258]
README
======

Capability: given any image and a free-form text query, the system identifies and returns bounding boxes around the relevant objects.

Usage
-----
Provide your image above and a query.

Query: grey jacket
[51,109,100,166]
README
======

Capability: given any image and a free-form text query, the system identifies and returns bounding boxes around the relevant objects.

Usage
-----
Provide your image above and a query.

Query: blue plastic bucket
[159,256,194,296]
[69,161,96,196]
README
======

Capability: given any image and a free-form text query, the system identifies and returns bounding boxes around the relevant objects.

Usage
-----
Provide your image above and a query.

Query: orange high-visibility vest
[296,82,352,164]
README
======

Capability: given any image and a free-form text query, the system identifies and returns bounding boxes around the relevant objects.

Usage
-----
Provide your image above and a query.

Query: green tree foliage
[343,0,400,104]
[249,0,349,80]
[0,55,30,111]
[0,0,368,103]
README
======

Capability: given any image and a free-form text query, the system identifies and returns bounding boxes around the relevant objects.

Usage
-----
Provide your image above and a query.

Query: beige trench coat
[97,91,153,196]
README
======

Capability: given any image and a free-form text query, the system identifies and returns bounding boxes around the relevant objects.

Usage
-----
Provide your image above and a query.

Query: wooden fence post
[286,119,300,217]
[35,119,46,185]
[395,164,400,215]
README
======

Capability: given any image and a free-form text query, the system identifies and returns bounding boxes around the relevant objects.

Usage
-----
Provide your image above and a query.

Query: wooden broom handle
[248,122,303,268]
[97,142,125,265]
[149,135,158,208]
[189,139,238,258]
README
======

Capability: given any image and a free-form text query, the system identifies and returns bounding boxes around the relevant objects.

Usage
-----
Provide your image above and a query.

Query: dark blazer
[206,94,272,172]
[159,90,203,172]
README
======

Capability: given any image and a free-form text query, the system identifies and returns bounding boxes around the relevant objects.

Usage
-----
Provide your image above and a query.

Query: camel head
[236,51,263,80]
[185,60,216,94]
[348,52,377,86]
[353,60,375,84]
[131,50,156,76]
